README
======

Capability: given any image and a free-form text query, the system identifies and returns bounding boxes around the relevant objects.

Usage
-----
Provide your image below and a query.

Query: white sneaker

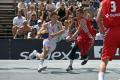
[38,65,47,72]
[29,50,38,59]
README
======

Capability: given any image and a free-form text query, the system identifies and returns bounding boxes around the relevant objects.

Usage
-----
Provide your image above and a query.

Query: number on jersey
[111,1,116,12]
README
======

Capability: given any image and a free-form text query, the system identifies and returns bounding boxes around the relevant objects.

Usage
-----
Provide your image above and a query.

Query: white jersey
[47,21,62,42]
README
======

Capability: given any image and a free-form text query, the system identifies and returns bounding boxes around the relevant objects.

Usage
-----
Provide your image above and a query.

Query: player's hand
[66,36,72,42]
[49,33,56,38]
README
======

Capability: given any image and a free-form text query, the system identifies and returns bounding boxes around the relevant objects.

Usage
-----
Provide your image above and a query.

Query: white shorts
[43,39,56,54]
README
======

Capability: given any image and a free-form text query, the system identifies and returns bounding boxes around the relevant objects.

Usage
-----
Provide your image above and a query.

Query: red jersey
[102,0,120,28]
[77,17,96,39]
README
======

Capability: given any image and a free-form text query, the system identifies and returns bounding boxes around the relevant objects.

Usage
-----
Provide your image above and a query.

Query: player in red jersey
[96,0,120,80]
[66,8,96,71]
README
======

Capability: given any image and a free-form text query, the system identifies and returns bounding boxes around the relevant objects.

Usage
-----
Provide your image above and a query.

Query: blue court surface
[0,60,120,80]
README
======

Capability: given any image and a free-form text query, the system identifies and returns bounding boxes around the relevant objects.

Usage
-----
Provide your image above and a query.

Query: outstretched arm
[96,2,104,33]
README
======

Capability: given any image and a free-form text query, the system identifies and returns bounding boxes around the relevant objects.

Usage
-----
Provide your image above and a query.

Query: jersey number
[111,1,116,12]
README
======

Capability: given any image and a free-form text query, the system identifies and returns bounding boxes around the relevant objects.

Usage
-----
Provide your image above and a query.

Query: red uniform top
[77,17,96,39]
[102,0,120,28]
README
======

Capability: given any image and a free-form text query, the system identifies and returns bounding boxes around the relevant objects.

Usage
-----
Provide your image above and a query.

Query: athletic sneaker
[38,65,47,72]
[66,66,73,72]
[81,56,89,65]
[29,50,38,59]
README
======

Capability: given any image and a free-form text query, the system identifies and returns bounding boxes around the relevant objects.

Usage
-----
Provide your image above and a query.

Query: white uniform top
[47,21,62,43]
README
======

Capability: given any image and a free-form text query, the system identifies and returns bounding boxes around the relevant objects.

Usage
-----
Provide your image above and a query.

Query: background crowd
[13,0,103,40]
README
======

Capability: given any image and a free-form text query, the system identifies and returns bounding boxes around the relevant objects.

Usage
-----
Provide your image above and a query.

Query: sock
[40,59,44,66]
[69,59,73,66]
[98,72,105,80]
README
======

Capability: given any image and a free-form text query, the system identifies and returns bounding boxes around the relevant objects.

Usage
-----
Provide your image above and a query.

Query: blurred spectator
[56,3,68,22]
[76,0,82,7]
[92,0,100,9]
[27,28,37,39]
[46,0,56,12]
[37,0,46,6]
[12,10,26,38]
[17,0,28,17]
[29,13,38,26]
[28,0,37,11]
[27,5,36,21]
[56,0,65,9]
[45,0,56,21]
[81,0,90,8]
[15,20,31,39]
[27,19,42,39]
[68,5,76,18]
[17,0,38,3]
[66,0,73,7]
[53,0,59,4]
[33,19,42,31]
[25,0,30,3]
[37,1,48,21]
[61,20,71,40]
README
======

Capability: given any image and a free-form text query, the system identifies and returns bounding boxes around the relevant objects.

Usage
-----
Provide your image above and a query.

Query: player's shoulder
[101,0,108,5]
[13,16,18,20]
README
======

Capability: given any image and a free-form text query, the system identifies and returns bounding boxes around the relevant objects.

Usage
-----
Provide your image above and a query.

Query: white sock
[98,72,105,80]
[40,59,44,66]
[69,59,73,66]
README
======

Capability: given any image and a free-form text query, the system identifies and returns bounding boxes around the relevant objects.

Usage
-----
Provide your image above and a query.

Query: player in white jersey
[29,12,65,72]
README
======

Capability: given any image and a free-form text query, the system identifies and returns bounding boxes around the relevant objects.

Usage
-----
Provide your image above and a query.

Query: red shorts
[75,36,93,57]
[102,27,120,61]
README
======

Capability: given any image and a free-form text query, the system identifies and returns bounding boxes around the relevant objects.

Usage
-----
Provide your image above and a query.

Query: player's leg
[37,45,49,72]
[29,50,39,59]
[80,37,94,65]
[98,45,117,80]
[98,30,117,80]
[38,40,57,72]
[80,39,90,65]
[29,38,50,59]
[98,47,117,80]
[98,59,109,80]
[66,42,79,71]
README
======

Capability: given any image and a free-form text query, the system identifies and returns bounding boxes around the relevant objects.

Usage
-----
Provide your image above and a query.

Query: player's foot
[81,56,89,65]
[29,50,38,59]
[66,65,73,72]
[38,65,47,72]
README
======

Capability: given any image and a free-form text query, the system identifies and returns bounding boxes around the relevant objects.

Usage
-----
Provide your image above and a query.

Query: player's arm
[96,2,104,33]
[36,23,48,38]
[70,27,80,39]
[70,21,82,39]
